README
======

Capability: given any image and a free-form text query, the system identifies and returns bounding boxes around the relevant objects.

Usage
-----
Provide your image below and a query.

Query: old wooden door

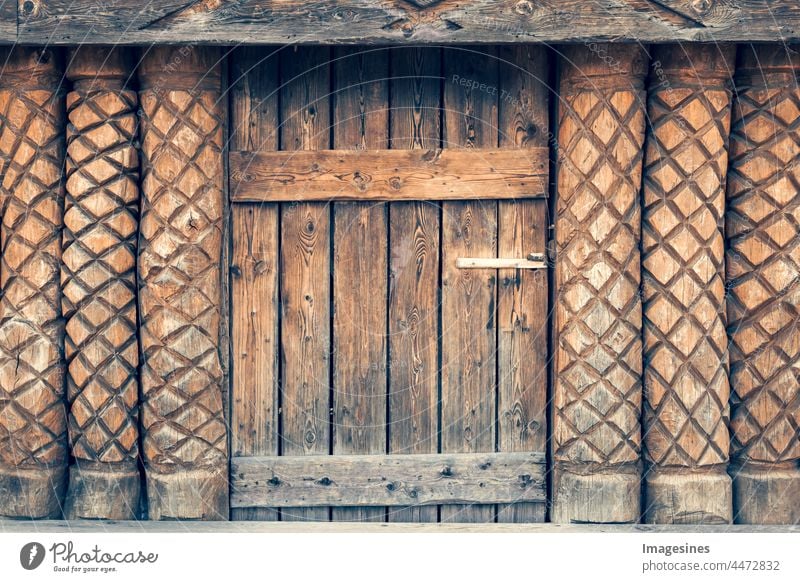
[227,45,550,522]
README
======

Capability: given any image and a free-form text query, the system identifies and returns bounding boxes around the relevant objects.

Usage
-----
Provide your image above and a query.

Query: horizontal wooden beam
[230,149,547,202]
[13,1,800,44]
[2,521,797,533]
[231,452,545,508]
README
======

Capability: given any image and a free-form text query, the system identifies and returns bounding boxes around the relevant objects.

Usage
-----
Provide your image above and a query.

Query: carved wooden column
[138,46,228,520]
[727,44,800,525]
[641,45,735,524]
[0,47,67,518]
[62,47,141,519]
[552,44,648,524]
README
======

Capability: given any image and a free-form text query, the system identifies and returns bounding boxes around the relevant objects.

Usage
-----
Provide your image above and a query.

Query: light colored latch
[455,253,547,270]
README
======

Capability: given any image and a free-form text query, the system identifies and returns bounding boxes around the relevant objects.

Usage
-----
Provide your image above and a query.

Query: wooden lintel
[13,1,800,44]
[231,451,546,508]
[230,148,548,202]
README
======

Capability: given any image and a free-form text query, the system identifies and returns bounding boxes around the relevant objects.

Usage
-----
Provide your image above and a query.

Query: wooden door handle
[455,253,546,269]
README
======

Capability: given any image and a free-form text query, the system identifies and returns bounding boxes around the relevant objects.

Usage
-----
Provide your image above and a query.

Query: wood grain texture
[279,46,332,523]
[387,46,441,523]
[0,2,14,42]
[552,44,648,524]
[230,148,547,202]
[229,46,281,522]
[331,47,389,523]
[726,44,800,525]
[641,44,735,525]
[232,452,545,508]
[496,44,550,524]
[440,46,498,524]
[62,46,141,520]
[16,1,800,44]
[137,46,228,520]
[0,47,67,519]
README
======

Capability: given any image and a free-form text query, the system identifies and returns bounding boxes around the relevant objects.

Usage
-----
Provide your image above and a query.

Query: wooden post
[0,47,67,518]
[61,46,141,520]
[641,45,735,524]
[138,46,228,520]
[552,44,648,524]
[727,44,800,525]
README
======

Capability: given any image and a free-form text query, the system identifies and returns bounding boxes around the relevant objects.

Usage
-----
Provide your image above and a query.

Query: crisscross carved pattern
[63,86,140,464]
[727,83,800,465]
[554,87,645,465]
[642,85,732,468]
[138,87,227,468]
[0,86,67,468]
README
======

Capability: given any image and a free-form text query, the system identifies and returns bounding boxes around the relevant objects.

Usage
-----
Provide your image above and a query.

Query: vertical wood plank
[229,47,280,522]
[332,47,389,522]
[496,45,550,524]
[280,46,332,522]
[641,45,735,525]
[441,46,498,523]
[387,46,441,523]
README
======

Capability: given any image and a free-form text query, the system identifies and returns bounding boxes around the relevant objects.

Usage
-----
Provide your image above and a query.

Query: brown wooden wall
[0,42,798,525]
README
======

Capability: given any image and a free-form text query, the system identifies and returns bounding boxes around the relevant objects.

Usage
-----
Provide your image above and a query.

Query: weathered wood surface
[229,47,280,522]
[3,520,795,533]
[62,46,141,520]
[0,47,67,519]
[496,45,550,524]
[552,44,648,524]
[230,148,548,202]
[726,44,800,526]
[137,46,227,520]
[387,46,440,524]
[279,46,332,523]
[0,2,14,42]
[232,452,545,508]
[440,47,497,523]
[456,258,545,270]
[15,1,800,44]
[331,47,389,523]
[641,44,734,525]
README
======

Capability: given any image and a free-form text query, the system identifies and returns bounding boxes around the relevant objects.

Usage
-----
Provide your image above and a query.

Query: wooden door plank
[388,46,442,523]
[232,452,546,508]
[440,46,498,524]
[229,148,548,202]
[279,46,333,523]
[229,47,281,522]
[496,45,550,524]
[332,47,390,523]
[18,1,800,45]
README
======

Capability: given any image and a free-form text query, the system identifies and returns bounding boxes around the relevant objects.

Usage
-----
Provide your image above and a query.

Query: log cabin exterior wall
[0,36,797,525]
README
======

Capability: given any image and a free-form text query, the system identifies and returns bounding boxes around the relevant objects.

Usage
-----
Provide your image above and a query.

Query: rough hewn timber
[16,1,800,45]
[552,44,648,524]
[137,46,228,520]
[387,46,441,524]
[726,44,800,526]
[231,452,546,509]
[278,46,332,523]
[440,46,498,523]
[496,44,550,524]
[331,47,389,523]
[229,46,281,522]
[62,46,142,520]
[229,148,548,202]
[641,44,735,525]
[0,47,67,519]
